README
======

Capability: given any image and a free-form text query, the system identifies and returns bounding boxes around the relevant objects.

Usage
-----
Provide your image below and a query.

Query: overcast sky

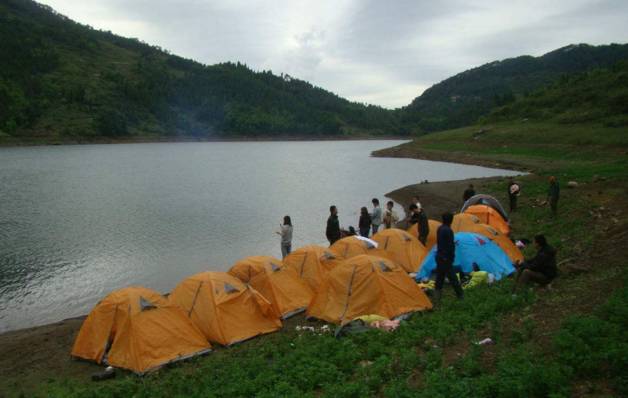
[39,0,628,108]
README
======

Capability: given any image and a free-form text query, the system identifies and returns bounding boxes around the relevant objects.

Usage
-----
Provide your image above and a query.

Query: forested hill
[0,0,402,142]
[486,61,628,127]
[401,43,628,133]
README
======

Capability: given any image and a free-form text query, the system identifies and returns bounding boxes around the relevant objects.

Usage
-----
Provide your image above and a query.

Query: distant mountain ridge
[1,0,627,143]
[0,0,401,142]
[401,43,628,133]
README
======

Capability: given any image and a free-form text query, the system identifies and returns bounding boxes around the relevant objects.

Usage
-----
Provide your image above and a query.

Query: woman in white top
[277,215,293,259]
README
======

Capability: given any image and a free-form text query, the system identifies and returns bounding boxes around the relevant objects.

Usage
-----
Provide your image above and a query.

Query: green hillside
[0,0,402,142]
[401,43,628,133]
[486,61,628,127]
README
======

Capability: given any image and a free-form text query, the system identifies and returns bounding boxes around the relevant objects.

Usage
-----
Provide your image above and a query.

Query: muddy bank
[386,176,511,223]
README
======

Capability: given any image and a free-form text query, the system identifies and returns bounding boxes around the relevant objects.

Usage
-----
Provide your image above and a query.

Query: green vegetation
[487,61,628,127]
[401,43,628,133]
[0,0,402,142]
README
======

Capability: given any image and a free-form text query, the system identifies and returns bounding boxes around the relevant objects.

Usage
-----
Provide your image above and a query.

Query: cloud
[39,0,628,108]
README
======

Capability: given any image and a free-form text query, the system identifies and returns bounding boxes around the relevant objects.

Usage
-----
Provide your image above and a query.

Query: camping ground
[1,120,627,397]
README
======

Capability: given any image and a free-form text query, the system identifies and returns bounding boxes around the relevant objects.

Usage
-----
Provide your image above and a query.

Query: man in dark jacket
[409,204,429,244]
[463,184,476,202]
[513,234,557,293]
[434,212,464,301]
[326,205,341,246]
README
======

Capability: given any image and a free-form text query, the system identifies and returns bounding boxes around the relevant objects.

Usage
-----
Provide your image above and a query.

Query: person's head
[412,196,420,204]
[409,203,418,213]
[348,226,356,235]
[442,212,453,226]
[469,184,474,189]
[330,205,337,215]
[283,215,291,226]
[472,263,480,272]
[360,206,368,216]
[372,198,379,206]
[549,176,556,184]
[386,200,394,210]
[534,234,547,248]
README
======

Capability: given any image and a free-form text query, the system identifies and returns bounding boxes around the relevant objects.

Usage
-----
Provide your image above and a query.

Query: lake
[0,140,519,332]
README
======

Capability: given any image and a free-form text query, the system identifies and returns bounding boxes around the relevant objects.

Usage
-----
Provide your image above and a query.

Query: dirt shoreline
[0,149,517,394]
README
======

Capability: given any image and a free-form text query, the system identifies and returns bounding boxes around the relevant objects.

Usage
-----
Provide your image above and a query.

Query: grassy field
[4,121,628,397]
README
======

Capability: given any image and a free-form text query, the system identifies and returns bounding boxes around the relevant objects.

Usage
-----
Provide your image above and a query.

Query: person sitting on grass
[512,234,557,293]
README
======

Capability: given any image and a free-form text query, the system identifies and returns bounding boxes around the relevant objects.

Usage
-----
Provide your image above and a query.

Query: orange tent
[329,236,376,259]
[459,223,523,264]
[450,213,482,232]
[464,204,510,235]
[372,228,428,273]
[307,255,432,325]
[168,272,282,346]
[283,245,340,292]
[71,286,211,374]
[407,219,441,249]
[229,256,313,319]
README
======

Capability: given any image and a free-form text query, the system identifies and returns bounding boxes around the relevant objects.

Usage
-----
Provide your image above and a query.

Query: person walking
[383,201,399,229]
[434,212,464,301]
[276,215,293,259]
[508,177,521,212]
[463,184,476,202]
[358,207,371,237]
[513,234,557,293]
[548,176,560,216]
[326,205,341,246]
[371,198,383,236]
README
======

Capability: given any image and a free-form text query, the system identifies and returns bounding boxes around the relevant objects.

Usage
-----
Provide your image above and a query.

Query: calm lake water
[0,141,518,332]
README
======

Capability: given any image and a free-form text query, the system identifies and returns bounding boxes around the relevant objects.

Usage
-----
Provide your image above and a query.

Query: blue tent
[415,232,515,281]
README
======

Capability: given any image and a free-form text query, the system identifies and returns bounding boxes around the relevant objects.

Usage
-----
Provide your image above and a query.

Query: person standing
[513,234,557,293]
[371,198,382,236]
[434,212,464,301]
[383,201,399,229]
[358,207,371,237]
[463,184,476,202]
[417,206,429,246]
[276,216,293,259]
[508,177,521,212]
[326,205,341,246]
[548,176,560,216]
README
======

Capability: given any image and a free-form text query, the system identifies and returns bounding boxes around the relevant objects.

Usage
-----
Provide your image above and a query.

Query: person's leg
[281,244,288,259]
[372,224,379,236]
[550,199,558,216]
[286,243,291,256]
[434,258,447,301]
[520,269,550,286]
[447,265,464,299]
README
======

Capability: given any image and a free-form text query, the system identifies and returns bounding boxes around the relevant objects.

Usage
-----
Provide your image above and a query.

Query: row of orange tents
[72,197,518,374]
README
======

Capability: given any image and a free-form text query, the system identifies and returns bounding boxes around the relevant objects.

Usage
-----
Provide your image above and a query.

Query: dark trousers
[372,224,380,236]
[435,256,464,298]
[509,195,517,212]
[359,228,370,238]
[419,235,427,246]
[550,198,558,215]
